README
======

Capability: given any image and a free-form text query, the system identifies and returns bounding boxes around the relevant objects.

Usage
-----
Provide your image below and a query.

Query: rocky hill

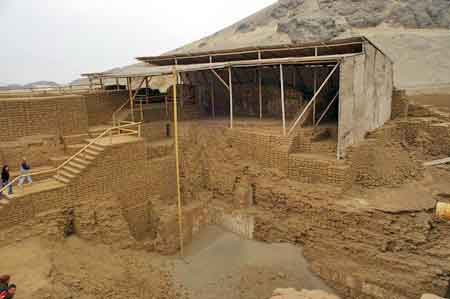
[173,0,450,89]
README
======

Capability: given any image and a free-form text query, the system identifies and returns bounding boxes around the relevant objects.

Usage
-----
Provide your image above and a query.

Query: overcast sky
[0,0,275,85]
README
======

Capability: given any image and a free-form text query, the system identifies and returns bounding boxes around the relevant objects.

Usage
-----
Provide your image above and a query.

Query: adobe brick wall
[0,135,65,168]
[0,138,178,248]
[84,91,128,126]
[288,154,351,189]
[0,95,88,141]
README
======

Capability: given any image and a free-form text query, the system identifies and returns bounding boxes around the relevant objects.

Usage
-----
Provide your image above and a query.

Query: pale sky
[0,0,275,85]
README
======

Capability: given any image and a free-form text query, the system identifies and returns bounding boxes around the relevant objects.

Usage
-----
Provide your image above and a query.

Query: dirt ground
[1,237,186,299]
[1,226,333,299]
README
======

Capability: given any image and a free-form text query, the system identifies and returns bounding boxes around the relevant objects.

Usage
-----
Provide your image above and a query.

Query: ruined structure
[0,36,449,299]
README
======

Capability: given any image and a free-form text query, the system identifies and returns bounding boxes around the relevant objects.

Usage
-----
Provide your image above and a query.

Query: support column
[258,68,263,119]
[229,67,233,129]
[313,68,317,126]
[99,78,104,90]
[116,78,120,91]
[127,77,135,122]
[280,64,286,136]
[172,68,184,258]
[211,82,215,119]
[88,78,93,92]
[145,77,150,104]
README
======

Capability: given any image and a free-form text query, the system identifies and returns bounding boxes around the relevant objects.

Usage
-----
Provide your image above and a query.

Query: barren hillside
[172,0,450,89]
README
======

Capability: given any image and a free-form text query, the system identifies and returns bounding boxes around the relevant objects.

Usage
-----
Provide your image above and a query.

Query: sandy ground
[170,226,333,299]
[0,226,332,299]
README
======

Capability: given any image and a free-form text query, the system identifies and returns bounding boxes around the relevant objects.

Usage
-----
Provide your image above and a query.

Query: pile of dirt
[1,237,187,299]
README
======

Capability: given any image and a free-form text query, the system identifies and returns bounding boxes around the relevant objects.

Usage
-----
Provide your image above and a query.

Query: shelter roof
[97,53,361,79]
[136,37,366,66]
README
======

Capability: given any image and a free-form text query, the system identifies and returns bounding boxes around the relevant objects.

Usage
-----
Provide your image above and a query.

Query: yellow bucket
[436,202,450,221]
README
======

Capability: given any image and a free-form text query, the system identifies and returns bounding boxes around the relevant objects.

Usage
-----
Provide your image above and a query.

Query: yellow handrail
[112,97,131,126]
[0,122,142,195]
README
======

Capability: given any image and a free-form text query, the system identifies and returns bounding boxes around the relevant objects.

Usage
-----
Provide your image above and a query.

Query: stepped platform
[87,135,143,146]
[1,178,65,200]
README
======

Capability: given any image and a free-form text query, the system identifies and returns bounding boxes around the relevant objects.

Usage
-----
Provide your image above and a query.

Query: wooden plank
[210,69,229,90]
[423,157,450,167]
[314,91,339,129]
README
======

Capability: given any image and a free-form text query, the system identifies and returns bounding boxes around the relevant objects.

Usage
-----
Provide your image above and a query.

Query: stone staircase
[53,142,105,184]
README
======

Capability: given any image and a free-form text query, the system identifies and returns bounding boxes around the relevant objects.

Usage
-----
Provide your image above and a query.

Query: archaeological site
[1,1,450,299]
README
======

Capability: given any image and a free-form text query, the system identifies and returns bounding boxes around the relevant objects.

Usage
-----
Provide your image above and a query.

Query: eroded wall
[85,91,128,126]
[338,43,394,157]
[0,95,89,141]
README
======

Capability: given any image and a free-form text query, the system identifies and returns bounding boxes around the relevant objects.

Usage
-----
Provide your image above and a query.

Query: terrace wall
[85,91,128,126]
[0,95,89,141]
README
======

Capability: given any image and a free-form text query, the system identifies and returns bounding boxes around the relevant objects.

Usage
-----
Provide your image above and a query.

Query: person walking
[1,166,12,198]
[18,158,32,188]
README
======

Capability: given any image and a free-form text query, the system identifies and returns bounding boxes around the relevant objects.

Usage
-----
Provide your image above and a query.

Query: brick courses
[0,95,88,141]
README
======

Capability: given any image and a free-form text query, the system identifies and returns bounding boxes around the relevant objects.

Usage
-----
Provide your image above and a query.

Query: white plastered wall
[337,42,394,158]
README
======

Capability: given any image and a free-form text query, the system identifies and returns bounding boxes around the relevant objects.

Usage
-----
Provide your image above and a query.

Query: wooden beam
[288,62,340,136]
[116,78,120,91]
[314,91,339,129]
[210,69,229,91]
[423,157,450,167]
[229,67,233,129]
[280,64,286,136]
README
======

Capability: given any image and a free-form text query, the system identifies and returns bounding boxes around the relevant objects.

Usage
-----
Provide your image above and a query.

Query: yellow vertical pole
[172,67,184,257]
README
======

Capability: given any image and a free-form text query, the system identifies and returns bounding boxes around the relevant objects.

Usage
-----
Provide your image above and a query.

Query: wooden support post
[116,78,120,91]
[172,67,184,258]
[229,67,233,129]
[280,64,286,136]
[288,63,340,136]
[313,68,317,126]
[145,77,150,104]
[165,96,169,120]
[258,68,263,120]
[127,78,134,122]
[99,78,104,90]
[88,78,93,92]
[211,82,215,119]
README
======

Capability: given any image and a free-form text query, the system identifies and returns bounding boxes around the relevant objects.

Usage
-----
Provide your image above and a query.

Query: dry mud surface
[171,226,333,299]
[1,227,334,299]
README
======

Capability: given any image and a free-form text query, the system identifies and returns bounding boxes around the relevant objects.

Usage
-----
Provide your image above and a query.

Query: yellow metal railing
[0,122,142,195]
